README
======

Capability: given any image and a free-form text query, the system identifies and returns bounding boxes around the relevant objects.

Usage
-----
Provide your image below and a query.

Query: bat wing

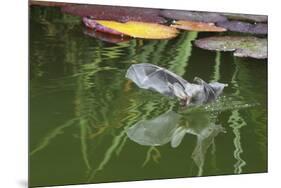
[126,63,190,98]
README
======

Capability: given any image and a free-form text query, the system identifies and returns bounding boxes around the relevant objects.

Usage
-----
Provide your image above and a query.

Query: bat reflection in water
[126,63,228,106]
[126,110,225,176]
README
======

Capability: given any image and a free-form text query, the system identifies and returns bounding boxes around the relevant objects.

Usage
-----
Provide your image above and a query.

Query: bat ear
[193,77,206,85]
[169,83,188,100]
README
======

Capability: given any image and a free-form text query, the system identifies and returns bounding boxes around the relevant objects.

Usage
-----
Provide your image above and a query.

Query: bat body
[126,63,227,106]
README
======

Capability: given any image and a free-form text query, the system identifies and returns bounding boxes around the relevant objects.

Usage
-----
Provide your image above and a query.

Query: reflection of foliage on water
[130,32,197,77]
[30,6,81,37]
[79,118,91,170]
[142,146,161,167]
[226,57,267,174]
[228,110,246,174]
[134,40,160,64]
[87,127,129,181]
[30,7,133,176]
[30,118,79,156]
[211,51,221,82]
[30,14,198,179]
[228,58,247,174]
[98,40,136,62]
[233,58,267,164]
[167,32,198,76]
[30,7,81,79]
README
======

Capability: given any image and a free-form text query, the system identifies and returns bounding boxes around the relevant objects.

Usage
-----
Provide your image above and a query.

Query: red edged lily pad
[83,29,131,43]
[82,17,123,35]
[61,4,166,23]
[171,20,226,32]
[29,0,68,7]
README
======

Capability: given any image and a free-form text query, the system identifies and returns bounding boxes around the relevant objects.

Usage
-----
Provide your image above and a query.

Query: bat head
[190,77,228,104]
[208,82,228,98]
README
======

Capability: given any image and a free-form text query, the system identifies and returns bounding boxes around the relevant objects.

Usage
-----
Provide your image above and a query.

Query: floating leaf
[83,29,131,43]
[83,17,123,35]
[160,10,227,23]
[95,20,179,39]
[29,0,68,7]
[194,36,267,59]
[171,20,226,32]
[222,13,267,23]
[217,21,267,34]
[61,4,166,23]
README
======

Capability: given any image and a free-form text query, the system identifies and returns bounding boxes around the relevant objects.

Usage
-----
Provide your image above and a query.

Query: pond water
[29,6,267,187]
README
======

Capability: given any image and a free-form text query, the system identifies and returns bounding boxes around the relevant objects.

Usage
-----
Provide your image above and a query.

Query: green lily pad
[194,36,267,59]
[160,10,227,23]
[222,13,267,23]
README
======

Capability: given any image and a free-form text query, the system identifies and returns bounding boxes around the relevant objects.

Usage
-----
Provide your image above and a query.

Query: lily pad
[61,4,166,23]
[171,20,226,32]
[222,13,267,23]
[160,10,227,23]
[83,29,130,43]
[29,1,68,7]
[83,17,123,35]
[95,20,179,39]
[194,36,267,59]
[217,21,267,34]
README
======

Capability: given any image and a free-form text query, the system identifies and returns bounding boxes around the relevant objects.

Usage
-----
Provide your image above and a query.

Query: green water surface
[29,6,267,187]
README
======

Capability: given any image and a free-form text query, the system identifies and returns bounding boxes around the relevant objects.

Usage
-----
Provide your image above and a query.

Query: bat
[126,63,227,106]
